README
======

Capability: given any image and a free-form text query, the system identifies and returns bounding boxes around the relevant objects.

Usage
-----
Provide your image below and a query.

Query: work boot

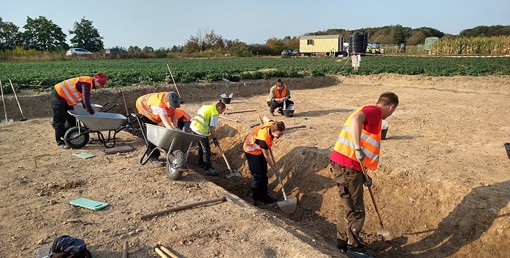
[269,108,275,116]
[197,160,205,168]
[204,167,219,176]
[261,195,278,204]
[253,195,277,206]
[277,108,284,115]
[336,239,348,253]
[347,235,366,250]
[58,143,70,149]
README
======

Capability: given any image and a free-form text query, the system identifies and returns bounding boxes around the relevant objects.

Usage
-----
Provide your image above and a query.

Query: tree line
[1,16,508,58]
[306,24,510,45]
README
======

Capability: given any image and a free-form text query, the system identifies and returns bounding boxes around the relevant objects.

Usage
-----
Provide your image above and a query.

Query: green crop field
[1,56,509,92]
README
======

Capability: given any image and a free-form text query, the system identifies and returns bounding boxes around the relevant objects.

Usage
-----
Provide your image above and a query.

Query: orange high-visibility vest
[333,104,382,170]
[54,77,94,106]
[243,122,274,155]
[135,92,175,123]
[175,108,190,122]
[267,85,287,103]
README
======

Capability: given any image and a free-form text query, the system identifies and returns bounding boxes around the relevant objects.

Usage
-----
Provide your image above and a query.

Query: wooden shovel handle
[141,196,226,220]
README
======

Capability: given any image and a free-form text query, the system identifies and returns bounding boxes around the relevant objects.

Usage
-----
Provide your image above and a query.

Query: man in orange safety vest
[329,92,399,253]
[50,73,108,149]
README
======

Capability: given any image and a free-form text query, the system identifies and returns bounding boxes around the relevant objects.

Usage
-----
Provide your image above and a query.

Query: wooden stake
[224,109,257,115]
[219,115,239,123]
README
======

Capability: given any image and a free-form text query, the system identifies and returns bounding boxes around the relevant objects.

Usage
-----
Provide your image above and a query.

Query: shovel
[0,80,13,123]
[217,144,242,179]
[166,64,184,104]
[358,158,391,239]
[9,79,27,121]
[268,148,297,214]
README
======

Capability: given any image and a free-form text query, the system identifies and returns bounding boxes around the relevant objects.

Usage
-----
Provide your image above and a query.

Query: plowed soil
[0,75,509,258]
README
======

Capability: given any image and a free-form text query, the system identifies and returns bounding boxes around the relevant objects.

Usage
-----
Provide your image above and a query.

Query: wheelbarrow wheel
[64,126,90,149]
[166,150,187,180]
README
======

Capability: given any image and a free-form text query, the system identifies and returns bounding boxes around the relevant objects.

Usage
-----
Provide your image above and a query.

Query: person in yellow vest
[266,79,294,115]
[190,100,227,175]
[135,91,181,161]
[50,73,109,149]
[329,92,399,253]
[243,116,285,205]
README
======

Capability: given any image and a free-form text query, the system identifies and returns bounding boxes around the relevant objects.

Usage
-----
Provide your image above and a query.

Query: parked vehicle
[106,48,127,54]
[292,49,300,56]
[66,48,93,56]
[281,50,292,56]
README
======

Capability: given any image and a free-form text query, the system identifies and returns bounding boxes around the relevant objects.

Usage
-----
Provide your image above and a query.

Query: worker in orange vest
[329,92,399,253]
[174,108,191,132]
[135,91,181,162]
[243,116,285,205]
[50,73,108,149]
[266,79,294,115]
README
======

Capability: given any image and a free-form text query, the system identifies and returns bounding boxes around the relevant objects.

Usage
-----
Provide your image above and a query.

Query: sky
[2,0,509,49]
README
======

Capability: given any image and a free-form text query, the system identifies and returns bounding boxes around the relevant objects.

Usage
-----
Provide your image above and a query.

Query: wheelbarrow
[64,110,128,149]
[139,123,205,181]
[75,101,118,113]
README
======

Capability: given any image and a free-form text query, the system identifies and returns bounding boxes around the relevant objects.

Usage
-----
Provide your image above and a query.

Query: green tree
[460,25,510,37]
[128,46,142,53]
[69,18,104,52]
[185,28,225,52]
[21,16,67,51]
[0,17,20,51]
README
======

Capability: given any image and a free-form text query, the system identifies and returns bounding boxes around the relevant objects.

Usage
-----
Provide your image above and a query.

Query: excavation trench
[2,75,509,257]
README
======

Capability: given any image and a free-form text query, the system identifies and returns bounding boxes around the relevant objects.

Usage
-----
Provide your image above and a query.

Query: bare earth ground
[0,75,509,258]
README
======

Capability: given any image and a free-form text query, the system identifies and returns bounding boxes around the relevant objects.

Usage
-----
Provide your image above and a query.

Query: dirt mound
[1,75,510,257]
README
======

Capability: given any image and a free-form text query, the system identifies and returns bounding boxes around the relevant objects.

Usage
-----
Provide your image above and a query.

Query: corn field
[430,36,510,56]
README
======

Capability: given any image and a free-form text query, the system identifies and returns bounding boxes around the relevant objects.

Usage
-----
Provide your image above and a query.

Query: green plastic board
[69,198,109,210]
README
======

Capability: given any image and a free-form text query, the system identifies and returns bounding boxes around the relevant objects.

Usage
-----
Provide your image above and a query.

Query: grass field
[1,56,509,91]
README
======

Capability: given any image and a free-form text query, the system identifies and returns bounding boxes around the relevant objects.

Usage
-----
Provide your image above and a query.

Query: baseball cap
[93,73,108,86]
[166,91,180,108]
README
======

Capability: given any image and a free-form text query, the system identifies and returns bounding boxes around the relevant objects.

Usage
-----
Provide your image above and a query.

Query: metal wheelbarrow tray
[64,110,128,149]
[141,123,205,180]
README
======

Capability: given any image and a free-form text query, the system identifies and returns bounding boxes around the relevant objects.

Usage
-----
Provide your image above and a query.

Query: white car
[66,48,93,56]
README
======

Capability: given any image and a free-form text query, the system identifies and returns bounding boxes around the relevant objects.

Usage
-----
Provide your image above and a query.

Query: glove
[355,148,365,163]
[212,137,220,147]
[364,175,373,187]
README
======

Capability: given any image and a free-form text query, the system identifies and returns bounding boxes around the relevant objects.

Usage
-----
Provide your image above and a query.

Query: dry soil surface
[0,75,509,258]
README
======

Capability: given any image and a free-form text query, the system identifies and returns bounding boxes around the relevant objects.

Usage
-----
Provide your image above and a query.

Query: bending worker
[51,73,109,149]
[175,108,191,132]
[329,92,399,253]
[190,100,226,175]
[267,79,294,115]
[135,91,181,161]
[243,116,285,205]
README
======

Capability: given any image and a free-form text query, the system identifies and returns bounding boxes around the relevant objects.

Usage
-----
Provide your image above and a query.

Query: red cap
[93,73,109,86]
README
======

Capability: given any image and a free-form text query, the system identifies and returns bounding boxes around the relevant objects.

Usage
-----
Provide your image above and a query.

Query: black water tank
[349,32,368,55]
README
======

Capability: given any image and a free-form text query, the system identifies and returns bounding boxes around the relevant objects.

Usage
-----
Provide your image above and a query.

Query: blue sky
[1,0,509,49]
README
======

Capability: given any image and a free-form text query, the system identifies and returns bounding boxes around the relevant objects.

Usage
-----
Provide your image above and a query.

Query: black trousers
[197,136,212,170]
[139,115,161,159]
[245,152,269,200]
[50,90,76,145]
[267,99,294,112]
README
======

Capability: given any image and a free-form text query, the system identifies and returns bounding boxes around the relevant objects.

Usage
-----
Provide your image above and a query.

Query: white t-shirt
[151,105,167,116]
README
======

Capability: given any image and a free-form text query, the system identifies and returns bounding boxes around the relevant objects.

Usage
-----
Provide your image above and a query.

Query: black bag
[48,235,92,258]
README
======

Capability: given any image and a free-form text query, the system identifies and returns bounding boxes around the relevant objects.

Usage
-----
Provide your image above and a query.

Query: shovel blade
[1,119,13,123]
[226,170,242,180]
[277,197,297,214]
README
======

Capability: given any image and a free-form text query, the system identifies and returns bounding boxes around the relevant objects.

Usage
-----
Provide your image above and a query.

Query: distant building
[424,37,440,51]
[299,35,343,56]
